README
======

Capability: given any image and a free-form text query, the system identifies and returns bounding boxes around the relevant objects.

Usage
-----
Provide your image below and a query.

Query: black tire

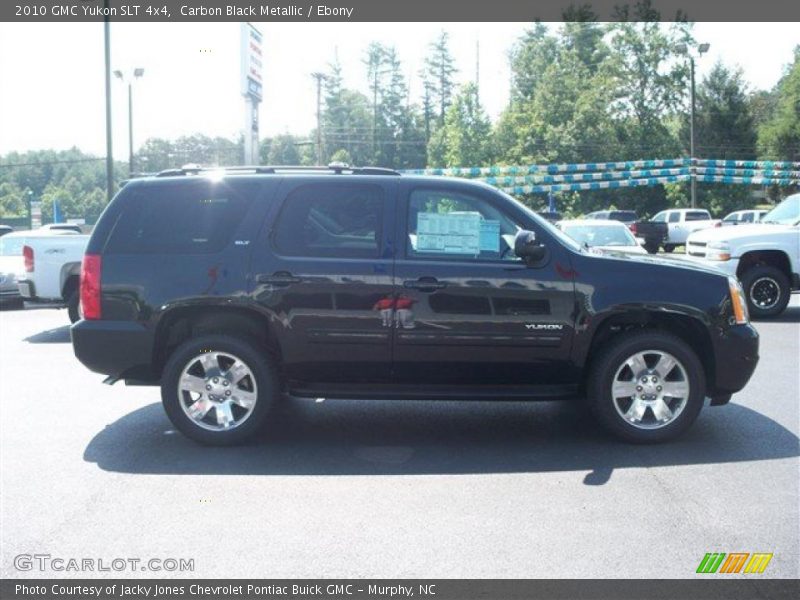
[586,330,706,443]
[643,241,659,254]
[66,289,80,323]
[161,334,279,445]
[662,244,675,253]
[740,265,790,319]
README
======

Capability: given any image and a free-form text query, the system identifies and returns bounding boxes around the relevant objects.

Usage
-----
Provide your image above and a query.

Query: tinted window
[273,183,383,258]
[406,189,522,261]
[741,212,754,222]
[106,180,257,254]
[685,211,711,221]
[609,211,637,222]
[668,212,680,223]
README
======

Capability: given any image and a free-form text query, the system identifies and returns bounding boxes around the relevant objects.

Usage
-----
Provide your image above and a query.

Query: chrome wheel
[611,350,689,430]
[177,351,258,432]
[749,277,780,310]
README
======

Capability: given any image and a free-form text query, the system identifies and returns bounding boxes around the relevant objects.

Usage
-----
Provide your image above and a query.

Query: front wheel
[740,265,790,319]
[662,244,675,253]
[587,330,706,443]
[161,334,279,445]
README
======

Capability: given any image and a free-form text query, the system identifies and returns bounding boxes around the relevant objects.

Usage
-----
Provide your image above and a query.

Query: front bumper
[711,323,759,396]
[71,319,156,381]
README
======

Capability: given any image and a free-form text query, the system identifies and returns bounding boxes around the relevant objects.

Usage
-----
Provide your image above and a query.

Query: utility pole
[103,2,113,203]
[311,72,326,165]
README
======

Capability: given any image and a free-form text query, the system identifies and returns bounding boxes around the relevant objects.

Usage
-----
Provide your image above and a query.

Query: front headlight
[706,241,731,261]
[728,276,749,324]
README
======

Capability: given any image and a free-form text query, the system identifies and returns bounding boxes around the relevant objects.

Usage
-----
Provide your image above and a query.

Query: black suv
[71,165,759,445]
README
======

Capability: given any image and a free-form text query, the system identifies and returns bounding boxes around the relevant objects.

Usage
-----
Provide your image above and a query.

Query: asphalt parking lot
[1,299,798,579]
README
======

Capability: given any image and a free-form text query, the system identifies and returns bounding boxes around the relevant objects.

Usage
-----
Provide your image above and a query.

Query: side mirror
[514,229,547,264]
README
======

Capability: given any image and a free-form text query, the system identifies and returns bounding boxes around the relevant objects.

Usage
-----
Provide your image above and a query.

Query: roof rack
[155,163,401,177]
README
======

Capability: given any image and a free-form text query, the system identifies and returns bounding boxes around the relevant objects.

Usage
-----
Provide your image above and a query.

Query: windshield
[561,224,636,247]
[762,195,800,225]
[0,236,25,256]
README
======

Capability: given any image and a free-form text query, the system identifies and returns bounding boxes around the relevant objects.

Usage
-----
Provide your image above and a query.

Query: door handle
[403,278,448,291]
[256,272,304,286]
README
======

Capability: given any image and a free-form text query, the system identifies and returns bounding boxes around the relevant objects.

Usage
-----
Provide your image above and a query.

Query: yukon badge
[525,323,564,331]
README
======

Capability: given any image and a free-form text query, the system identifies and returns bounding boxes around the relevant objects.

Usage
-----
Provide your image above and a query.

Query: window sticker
[416,212,481,255]
[479,219,500,252]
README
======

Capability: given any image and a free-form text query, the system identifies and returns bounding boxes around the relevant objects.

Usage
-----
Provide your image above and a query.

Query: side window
[406,189,521,261]
[652,212,666,222]
[106,180,257,254]
[273,183,383,258]
[741,212,754,222]
[685,211,711,221]
[668,212,680,223]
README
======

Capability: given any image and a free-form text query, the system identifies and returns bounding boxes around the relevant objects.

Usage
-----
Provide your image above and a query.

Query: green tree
[428,83,493,168]
[758,46,800,162]
[422,31,458,128]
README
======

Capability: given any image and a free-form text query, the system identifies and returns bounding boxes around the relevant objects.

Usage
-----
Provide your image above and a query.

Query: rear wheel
[643,241,659,254]
[587,330,706,443]
[66,289,80,323]
[740,265,790,319]
[662,244,675,253]
[161,334,278,445]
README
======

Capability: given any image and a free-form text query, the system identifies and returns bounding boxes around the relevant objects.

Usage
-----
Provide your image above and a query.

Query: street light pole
[114,68,145,176]
[311,72,327,165]
[677,42,710,209]
[689,55,696,208]
[127,82,134,175]
[103,5,113,203]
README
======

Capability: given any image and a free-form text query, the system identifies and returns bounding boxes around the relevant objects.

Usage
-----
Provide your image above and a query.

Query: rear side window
[741,212,755,222]
[272,183,383,258]
[685,211,711,221]
[106,180,257,254]
[609,211,637,222]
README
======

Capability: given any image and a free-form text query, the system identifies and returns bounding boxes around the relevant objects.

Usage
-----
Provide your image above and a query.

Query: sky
[0,22,797,160]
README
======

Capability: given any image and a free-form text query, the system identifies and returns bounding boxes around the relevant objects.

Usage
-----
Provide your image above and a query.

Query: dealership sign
[240,22,263,101]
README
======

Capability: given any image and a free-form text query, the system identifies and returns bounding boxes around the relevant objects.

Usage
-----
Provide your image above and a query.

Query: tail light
[629,223,638,235]
[23,245,34,272]
[80,253,102,320]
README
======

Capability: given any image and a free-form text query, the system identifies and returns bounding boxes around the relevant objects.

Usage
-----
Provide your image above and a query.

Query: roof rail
[154,164,401,177]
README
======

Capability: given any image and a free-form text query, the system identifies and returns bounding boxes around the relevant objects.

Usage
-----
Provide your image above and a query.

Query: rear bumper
[71,319,156,381]
[17,280,35,299]
[710,323,759,396]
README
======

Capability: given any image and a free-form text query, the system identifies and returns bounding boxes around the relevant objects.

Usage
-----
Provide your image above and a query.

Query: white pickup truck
[650,208,721,251]
[686,193,800,318]
[17,231,89,322]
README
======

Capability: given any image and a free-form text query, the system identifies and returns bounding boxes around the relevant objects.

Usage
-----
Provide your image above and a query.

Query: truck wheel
[740,265,790,319]
[587,330,705,443]
[161,334,278,445]
[66,290,80,323]
[662,244,675,253]
[643,242,659,254]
